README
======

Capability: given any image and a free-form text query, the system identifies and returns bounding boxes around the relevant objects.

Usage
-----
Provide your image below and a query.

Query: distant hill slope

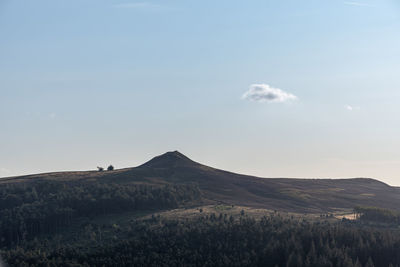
[1,151,399,213]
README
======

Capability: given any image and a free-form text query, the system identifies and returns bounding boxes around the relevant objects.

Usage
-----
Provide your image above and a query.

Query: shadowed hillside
[1,151,399,213]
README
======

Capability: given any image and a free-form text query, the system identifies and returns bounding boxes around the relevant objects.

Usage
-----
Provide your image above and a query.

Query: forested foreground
[0,180,201,247]
[2,214,400,267]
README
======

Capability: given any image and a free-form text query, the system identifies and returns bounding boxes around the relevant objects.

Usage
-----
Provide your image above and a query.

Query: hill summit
[139,151,200,168]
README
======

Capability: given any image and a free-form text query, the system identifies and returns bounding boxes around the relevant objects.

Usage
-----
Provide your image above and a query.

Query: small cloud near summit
[242,84,297,103]
[346,105,361,111]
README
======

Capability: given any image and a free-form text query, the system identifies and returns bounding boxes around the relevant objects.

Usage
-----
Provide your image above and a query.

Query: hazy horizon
[1,0,400,185]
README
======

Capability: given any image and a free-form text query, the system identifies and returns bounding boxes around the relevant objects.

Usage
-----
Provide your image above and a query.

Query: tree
[97,167,104,171]
[365,257,375,267]
[107,165,114,171]
[286,252,302,267]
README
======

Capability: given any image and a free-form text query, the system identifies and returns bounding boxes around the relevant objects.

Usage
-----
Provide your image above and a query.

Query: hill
[1,150,399,213]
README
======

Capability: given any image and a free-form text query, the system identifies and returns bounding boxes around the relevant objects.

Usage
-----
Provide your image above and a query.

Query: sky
[1,0,400,185]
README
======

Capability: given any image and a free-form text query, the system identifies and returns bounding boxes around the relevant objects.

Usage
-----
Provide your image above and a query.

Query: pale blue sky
[1,0,400,184]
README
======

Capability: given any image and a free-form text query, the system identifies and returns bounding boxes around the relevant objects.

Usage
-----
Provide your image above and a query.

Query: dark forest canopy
[0,180,201,247]
[2,214,400,267]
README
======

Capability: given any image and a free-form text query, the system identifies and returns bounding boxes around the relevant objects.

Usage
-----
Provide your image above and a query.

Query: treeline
[0,180,201,247]
[354,206,400,224]
[3,214,400,267]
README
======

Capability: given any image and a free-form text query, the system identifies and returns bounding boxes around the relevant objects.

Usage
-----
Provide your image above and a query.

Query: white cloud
[113,2,161,9]
[344,1,374,7]
[49,113,56,119]
[242,84,297,103]
[346,105,360,111]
